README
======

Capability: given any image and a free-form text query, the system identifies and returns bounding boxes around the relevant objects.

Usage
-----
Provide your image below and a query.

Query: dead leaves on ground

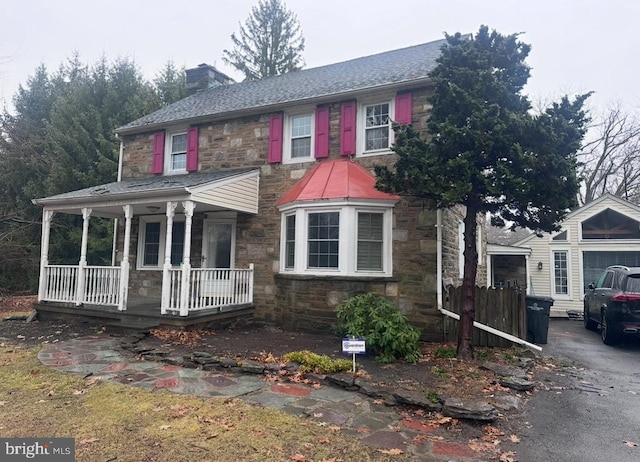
[150,328,208,346]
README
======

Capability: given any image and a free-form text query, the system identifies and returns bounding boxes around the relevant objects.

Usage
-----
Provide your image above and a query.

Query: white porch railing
[165,265,255,315]
[41,263,254,316]
[41,264,122,307]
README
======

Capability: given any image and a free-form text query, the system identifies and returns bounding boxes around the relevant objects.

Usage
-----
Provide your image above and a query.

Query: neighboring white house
[513,193,640,317]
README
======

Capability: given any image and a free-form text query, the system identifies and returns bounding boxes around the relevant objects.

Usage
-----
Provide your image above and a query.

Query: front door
[201,219,236,300]
[204,222,234,269]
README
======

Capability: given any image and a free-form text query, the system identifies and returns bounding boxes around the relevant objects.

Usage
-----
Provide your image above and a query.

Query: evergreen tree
[223,0,305,80]
[375,26,590,359]
[0,55,165,291]
[154,61,187,106]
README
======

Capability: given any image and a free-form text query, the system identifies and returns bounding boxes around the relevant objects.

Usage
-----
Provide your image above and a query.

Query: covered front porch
[33,170,260,323]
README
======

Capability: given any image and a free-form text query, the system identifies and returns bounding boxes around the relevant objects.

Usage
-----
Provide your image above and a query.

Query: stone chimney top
[185,64,234,95]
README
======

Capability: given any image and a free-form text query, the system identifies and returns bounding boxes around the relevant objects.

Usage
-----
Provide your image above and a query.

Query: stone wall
[118,87,472,340]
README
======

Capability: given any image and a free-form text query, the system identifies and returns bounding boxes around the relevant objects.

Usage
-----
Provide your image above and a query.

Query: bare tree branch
[578,103,640,204]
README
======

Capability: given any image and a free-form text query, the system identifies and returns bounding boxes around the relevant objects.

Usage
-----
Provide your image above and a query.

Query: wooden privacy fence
[443,286,526,347]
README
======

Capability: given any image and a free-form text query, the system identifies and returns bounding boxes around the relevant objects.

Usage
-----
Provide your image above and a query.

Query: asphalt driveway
[513,318,640,462]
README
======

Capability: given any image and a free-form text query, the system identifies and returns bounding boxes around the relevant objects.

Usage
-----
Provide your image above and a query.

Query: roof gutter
[32,185,189,207]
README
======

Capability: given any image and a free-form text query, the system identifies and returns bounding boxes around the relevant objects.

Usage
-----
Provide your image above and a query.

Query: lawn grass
[0,345,401,462]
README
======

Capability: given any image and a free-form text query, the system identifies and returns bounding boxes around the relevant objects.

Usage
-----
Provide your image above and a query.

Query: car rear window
[625,275,640,293]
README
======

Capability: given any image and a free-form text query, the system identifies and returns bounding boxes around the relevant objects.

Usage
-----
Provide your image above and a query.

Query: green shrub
[335,293,421,364]
[282,350,352,374]
[426,390,441,404]
[434,346,456,359]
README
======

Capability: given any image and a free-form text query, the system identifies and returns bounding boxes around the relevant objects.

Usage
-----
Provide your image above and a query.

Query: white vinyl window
[553,250,569,295]
[137,216,185,269]
[279,204,393,277]
[165,129,187,173]
[283,112,314,163]
[364,103,390,151]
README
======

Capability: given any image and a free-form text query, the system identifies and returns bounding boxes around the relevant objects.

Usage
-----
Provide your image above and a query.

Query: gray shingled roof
[34,169,257,205]
[116,38,447,134]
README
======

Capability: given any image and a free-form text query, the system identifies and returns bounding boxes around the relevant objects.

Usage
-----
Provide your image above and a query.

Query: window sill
[276,272,397,282]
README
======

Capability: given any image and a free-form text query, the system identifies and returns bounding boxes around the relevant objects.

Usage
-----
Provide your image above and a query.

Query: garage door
[583,251,640,290]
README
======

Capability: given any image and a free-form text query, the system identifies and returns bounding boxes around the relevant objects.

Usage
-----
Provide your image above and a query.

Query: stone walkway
[38,336,487,461]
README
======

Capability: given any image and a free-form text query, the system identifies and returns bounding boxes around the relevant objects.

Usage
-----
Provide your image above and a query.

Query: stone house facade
[34,38,487,340]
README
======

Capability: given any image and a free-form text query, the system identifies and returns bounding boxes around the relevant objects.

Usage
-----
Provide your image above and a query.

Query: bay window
[280,203,393,276]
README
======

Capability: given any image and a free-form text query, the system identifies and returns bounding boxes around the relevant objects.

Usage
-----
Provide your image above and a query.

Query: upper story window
[284,112,314,163]
[364,103,391,151]
[167,131,187,172]
[152,127,199,175]
[552,230,568,241]
[270,106,329,164]
[359,99,394,155]
[349,93,411,158]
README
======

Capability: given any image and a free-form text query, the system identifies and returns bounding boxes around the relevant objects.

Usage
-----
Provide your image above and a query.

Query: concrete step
[105,316,160,335]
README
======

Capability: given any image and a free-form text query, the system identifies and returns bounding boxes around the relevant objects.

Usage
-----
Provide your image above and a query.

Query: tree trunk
[456,207,479,360]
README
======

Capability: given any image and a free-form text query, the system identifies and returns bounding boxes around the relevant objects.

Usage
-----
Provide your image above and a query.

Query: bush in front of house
[282,350,353,374]
[335,293,421,364]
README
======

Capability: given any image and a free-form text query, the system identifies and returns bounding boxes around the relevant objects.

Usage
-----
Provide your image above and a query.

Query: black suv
[584,265,640,345]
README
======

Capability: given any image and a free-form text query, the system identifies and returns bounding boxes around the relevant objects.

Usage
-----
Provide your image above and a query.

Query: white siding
[521,195,640,317]
[192,175,259,214]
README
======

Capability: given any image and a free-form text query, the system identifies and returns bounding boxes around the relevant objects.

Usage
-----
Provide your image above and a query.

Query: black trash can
[526,296,554,344]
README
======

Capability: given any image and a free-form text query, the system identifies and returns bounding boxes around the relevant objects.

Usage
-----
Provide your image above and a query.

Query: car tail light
[611,293,640,302]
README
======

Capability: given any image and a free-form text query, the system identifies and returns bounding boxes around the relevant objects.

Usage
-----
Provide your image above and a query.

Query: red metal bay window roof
[276,159,400,206]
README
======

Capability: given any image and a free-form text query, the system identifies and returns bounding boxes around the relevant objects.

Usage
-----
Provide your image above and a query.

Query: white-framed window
[279,202,393,277]
[358,97,395,156]
[137,216,185,270]
[283,111,314,163]
[284,214,296,269]
[165,129,188,173]
[553,250,569,296]
[551,229,569,242]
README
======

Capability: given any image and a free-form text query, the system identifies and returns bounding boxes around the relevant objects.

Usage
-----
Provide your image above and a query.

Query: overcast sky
[2,0,639,115]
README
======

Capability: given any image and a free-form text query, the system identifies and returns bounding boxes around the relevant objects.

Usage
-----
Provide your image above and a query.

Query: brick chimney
[185,64,234,95]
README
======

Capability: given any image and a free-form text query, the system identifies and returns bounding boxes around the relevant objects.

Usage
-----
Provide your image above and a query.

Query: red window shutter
[340,101,356,156]
[395,92,412,124]
[314,106,330,159]
[268,113,283,163]
[186,126,199,172]
[152,131,165,174]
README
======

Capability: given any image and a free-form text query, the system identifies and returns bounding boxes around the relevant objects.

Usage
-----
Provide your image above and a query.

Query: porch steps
[105,316,160,335]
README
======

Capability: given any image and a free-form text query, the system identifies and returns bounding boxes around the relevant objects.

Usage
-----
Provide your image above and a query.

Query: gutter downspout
[436,209,542,352]
[436,209,443,312]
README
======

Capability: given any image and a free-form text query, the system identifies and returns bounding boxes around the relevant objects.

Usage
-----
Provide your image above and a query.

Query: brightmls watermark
[0,438,74,461]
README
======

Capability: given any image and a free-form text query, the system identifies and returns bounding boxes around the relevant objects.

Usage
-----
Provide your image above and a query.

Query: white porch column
[161,202,178,314]
[76,207,92,306]
[179,200,195,316]
[37,209,55,302]
[118,205,133,311]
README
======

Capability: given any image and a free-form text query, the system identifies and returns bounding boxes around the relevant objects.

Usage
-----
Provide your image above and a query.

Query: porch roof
[32,169,260,218]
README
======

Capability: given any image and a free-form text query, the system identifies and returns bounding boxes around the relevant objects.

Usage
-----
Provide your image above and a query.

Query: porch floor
[34,296,254,331]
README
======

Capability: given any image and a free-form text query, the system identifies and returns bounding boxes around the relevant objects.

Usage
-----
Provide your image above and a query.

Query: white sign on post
[342,338,366,373]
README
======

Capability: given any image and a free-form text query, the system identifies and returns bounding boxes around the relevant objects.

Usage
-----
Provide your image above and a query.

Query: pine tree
[375,26,591,360]
[0,55,164,290]
[223,0,305,80]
